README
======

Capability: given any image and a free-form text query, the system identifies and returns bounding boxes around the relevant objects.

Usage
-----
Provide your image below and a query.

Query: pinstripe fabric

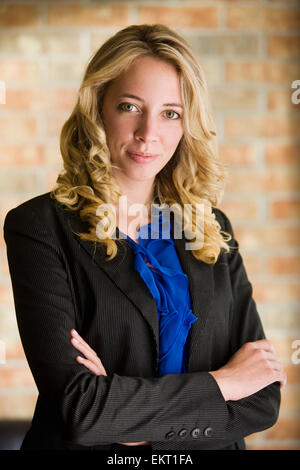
[3,193,281,450]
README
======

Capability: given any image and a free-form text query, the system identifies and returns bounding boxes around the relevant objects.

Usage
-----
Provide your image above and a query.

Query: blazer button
[203,427,213,438]
[190,427,201,439]
[165,431,176,440]
[178,429,187,439]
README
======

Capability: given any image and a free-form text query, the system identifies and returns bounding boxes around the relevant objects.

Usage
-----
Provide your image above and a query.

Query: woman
[4,24,286,451]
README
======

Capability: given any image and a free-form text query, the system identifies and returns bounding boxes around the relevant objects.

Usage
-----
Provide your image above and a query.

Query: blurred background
[0,0,299,450]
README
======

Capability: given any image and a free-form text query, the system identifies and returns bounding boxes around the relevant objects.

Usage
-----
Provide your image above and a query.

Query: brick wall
[0,0,299,450]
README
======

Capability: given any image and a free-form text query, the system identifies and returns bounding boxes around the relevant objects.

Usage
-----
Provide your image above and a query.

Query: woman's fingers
[76,355,105,376]
[71,329,97,356]
[245,339,276,354]
[211,337,286,401]
[248,342,287,387]
[71,337,97,362]
[252,342,287,386]
[70,329,107,376]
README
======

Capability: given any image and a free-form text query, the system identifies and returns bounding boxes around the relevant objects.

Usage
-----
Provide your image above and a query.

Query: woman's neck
[114,180,155,242]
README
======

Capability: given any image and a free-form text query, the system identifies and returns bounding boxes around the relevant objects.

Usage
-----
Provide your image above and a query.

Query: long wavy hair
[50,23,232,264]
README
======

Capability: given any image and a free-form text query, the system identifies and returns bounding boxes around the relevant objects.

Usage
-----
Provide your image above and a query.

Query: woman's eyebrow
[118,93,183,109]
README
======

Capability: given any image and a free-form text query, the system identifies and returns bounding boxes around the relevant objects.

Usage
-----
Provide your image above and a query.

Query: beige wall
[0,0,300,449]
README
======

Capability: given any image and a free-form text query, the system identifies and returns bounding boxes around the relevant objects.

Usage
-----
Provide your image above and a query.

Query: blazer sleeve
[3,202,280,448]
[214,209,281,442]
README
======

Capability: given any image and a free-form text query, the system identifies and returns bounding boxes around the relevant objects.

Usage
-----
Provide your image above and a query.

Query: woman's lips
[127,151,158,164]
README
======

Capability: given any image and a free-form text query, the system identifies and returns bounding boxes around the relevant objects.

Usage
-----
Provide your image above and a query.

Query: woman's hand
[209,339,287,401]
[70,329,107,376]
[70,329,150,446]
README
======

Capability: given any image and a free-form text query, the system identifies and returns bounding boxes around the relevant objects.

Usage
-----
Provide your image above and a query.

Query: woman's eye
[165,110,180,120]
[118,103,180,121]
[118,102,138,112]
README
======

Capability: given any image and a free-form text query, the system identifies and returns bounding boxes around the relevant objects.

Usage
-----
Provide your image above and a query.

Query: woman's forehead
[105,57,182,102]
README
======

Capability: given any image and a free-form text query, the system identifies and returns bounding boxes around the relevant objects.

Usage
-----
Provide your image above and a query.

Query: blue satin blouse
[123,211,198,377]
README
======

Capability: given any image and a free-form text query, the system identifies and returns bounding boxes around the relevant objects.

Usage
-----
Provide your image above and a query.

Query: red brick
[0,117,36,139]
[264,170,300,192]
[0,60,40,83]
[226,61,300,84]
[0,393,37,419]
[227,7,300,31]
[0,250,10,278]
[5,89,77,111]
[0,32,80,55]
[225,116,300,138]
[187,34,259,56]
[0,146,45,166]
[5,338,26,361]
[139,6,218,28]
[235,226,300,249]
[43,145,63,167]
[270,200,300,219]
[280,388,300,412]
[240,254,262,276]
[46,113,70,137]
[268,35,300,58]
[253,282,300,303]
[48,4,129,27]
[283,364,300,385]
[265,417,300,439]
[271,337,299,363]
[226,170,300,193]
[48,59,86,82]
[91,33,119,55]
[219,200,258,221]
[264,144,300,165]
[0,171,40,197]
[46,170,61,193]
[267,255,300,275]
[262,309,300,330]
[0,365,35,388]
[0,5,40,28]
[211,87,257,110]
[0,285,14,304]
[268,89,300,111]
[219,144,256,167]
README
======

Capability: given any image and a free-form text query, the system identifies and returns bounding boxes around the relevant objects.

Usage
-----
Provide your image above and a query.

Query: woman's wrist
[208,370,230,402]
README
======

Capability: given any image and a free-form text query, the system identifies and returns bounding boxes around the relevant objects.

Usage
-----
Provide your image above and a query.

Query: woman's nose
[134,114,159,143]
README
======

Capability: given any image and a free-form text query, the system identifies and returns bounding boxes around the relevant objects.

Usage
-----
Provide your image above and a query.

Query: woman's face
[101,56,184,187]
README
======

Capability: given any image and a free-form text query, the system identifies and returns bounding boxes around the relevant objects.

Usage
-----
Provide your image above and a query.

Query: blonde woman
[4,24,286,451]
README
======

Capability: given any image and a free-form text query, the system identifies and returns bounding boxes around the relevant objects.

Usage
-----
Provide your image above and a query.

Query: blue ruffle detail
[122,211,198,377]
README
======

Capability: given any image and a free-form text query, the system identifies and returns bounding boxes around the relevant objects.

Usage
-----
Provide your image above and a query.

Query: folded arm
[4,203,282,448]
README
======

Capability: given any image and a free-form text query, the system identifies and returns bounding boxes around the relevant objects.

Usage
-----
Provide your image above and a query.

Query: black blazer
[3,192,280,450]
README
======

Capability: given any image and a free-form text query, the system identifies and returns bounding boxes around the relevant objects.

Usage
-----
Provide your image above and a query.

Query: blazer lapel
[86,236,160,357]
[173,234,215,371]
[173,235,214,328]
[61,203,214,372]
[63,206,160,360]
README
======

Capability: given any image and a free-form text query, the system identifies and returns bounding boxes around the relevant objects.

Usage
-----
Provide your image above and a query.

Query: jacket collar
[60,202,214,372]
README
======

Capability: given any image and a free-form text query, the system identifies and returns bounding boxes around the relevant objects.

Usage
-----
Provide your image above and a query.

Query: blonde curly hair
[50,23,232,264]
